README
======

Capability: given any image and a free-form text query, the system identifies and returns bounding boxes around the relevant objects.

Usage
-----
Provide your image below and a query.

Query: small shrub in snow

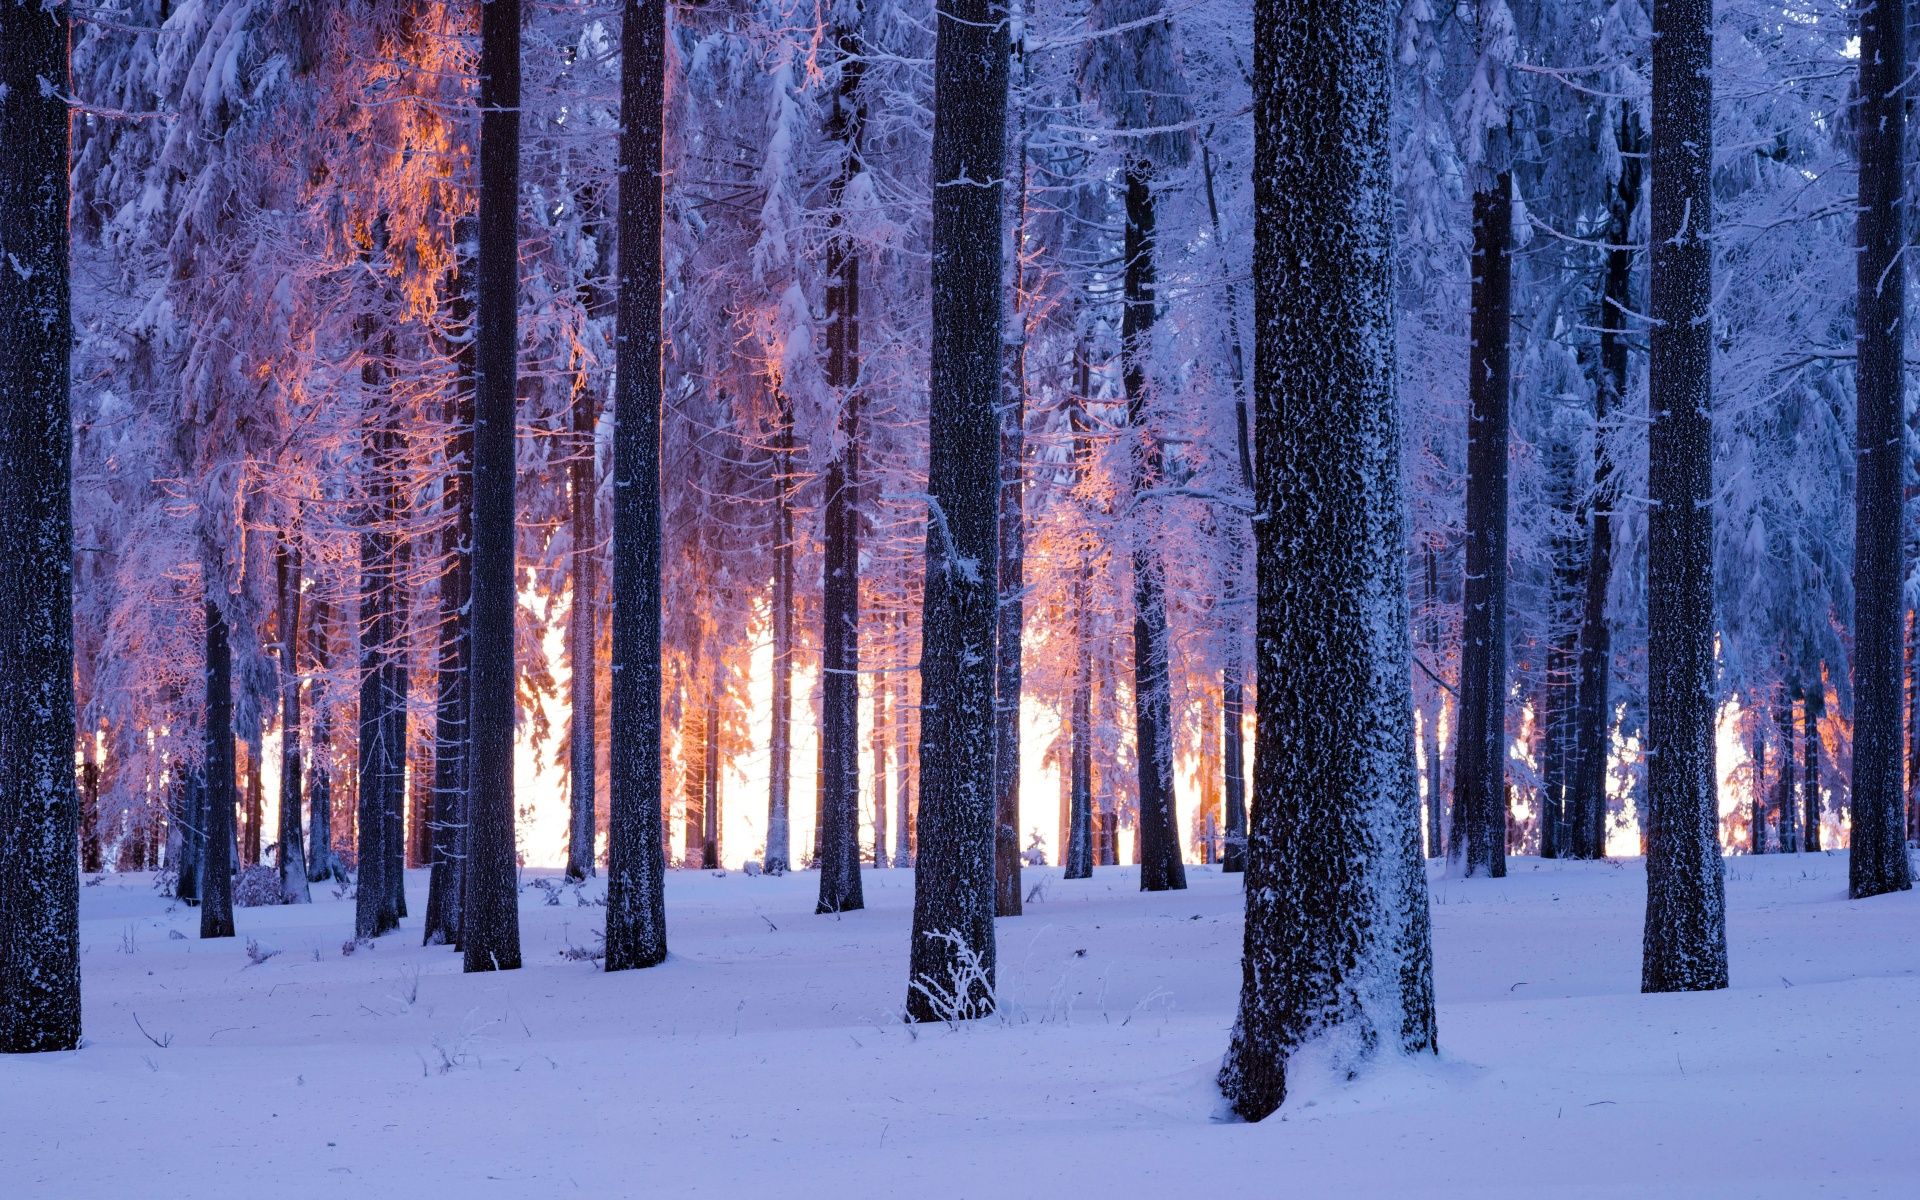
[233,864,281,908]
[243,938,282,966]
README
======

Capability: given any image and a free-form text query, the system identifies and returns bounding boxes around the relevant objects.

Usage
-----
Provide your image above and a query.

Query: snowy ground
[5,852,1917,1198]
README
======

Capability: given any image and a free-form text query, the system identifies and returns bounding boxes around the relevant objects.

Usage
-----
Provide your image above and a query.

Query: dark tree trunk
[384,522,409,922]
[1804,673,1824,852]
[1849,0,1915,900]
[818,15,867,916]
[0,0,80,1051]
[1201,132,1253,876]
[1642,0,1728,993]
[907,0,1007,1023]
[1422,545,1445,858]
[1124,162,1187,894]
[993,29,1031,915]
[682,697,704,864]
[567,381,600,881]
[767,391,795,875]
[1777,686,1798,853]
[702,687,721,869]
[874,672,890,867]
[1065,357,1095,881]
[277,547,311,902]
[201,599,238,940]
[307,602,338,884]
[80,761,103,876]
[356,411,399,940]
[242,730,263,867]
[1750,708,1768,854]
[175,766,203,905]
[1222,0,1437,1121]
[1570,112,1641,862]
[605,0,670,972]
[1450,172,1512,879]
[424,328,474,942]
[893,609,915,868]
[465,0,524,972]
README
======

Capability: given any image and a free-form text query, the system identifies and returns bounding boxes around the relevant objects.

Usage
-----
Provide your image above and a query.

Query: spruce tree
[1220,0,1438,1122]
[0,0,81,1053]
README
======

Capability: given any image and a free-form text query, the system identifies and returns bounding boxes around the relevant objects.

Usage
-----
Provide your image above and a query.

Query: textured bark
[818,14,867,916]
[1749,709,1768,854]
[1123,163,1187,894]
[80,761,103,876]
[605,0,670,972]
[277,548,311,902]
[0,0,81,1051]
[893,610,915,868]
[242,730,263,867]
[702,688,721,869]
[1201,133,1254,876]
[766,391,795,875]
[307,602,339,884]
[175,766,203,905]
[1803,675,1823,851]
[994,27,1031,915]
[567,379,600,880]
[874,677,890,867]
[424,341,473,943]
[1222,0,1437,1121]
[1421,545,1445,858]
[465,0,524,973]
[1848,0,1915,900]
[356,416,398,940]
[1450,174,1512,880]
[1776,687,1798,853]
[1570,112,1640,862]
[201,600,238,940]
[1064,349,1095,881]
[1642,0,1728,993]
[907,0,1007,1023]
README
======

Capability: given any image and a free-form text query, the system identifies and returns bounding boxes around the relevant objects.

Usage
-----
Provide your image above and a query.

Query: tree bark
[567,379,600,880]
[1222,0,1437,1121]
[201,599,238,940]
[1570,111,1641,862]
[1642,0,1729,993]
[1804,674,1823,851]
[766,390,795,875]
[1777,685,1798,853]
[1848,0,1915,900]
[0,0,81,1050]
[424,314,474,941]
[907,0,1007,1023]
[465,0,524,972]
[1450,172,1512,879]
[277,547,311,901]
[356,408,399,941]
[818,13,867,916]
[307,601,338,884]
[1124,162,1187,894]
[1065,351,1095,881]
[605,0,670,972]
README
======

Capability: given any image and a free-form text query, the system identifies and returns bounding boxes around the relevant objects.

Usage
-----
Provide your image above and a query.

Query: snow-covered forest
[2,0,1917,1193]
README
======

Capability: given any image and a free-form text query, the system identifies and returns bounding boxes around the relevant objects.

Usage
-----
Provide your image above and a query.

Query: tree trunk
[1422,544,1445,857]
[465,0,524,972]
[0,0,81,1050]
[1642,0,1728,993]
[605,0,670,972]
[1124,162,1187,894]
[1750,706,1767,854]
[893,609,915,868]
[1201,132,1253,876]
[1450,172,1512,879]
[568,378,600,880]
[1777,685,1798,853]
[176,765,203,905]
[766,391,795,875]
[201,599,238,940]
[1848,0,1915,900]
[819,16,867,916]
[277,547,311,901]
[1804,673,1823,852]
[424,336,473,942]
[907,0,1007,1023]
[874,668,890,867]
[1222,0,1437,1121]
[80,760,103,876]
[683,690,705,864]
[384,516,409,922]
[1570,111,1641,862]
[1064,345,1095,881]
[703,687,721,869]
[356,408,399,941]
[307,601,338,884]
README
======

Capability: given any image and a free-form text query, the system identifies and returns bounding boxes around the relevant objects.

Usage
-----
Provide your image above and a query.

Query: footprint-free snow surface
[5,853,1916,1197]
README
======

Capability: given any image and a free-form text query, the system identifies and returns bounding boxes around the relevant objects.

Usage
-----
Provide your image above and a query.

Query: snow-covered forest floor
[5,852,1916,1197]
